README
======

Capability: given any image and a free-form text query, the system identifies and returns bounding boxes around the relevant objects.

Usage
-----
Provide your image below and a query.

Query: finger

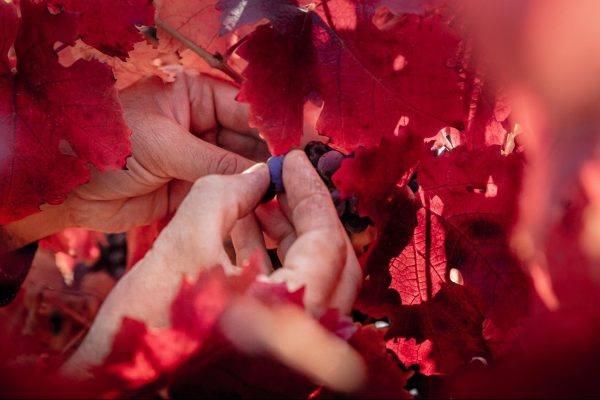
[166,179,193,214]
[283,150,342,235]
[220,296,366,393]
[231,214,272,273]
[67,185,169,232]
[270,231,347,314]
[120,71,259,139]
[73,155,171,201]
[65,179,191,234]
[217,128,270,162]
[151,164,270,274]
[276,151,349,315]
[254,201,296,259]
[76,113,257,202]
[186,72,259,137]
[277,191,361,313]
[329,237,362,313]
[129,112,256,182]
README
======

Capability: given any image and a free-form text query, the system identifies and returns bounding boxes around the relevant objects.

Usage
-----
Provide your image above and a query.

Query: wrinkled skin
[2,71,363,392]
[1,71,269,249]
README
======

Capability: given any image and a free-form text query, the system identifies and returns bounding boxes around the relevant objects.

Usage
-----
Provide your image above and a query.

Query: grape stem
[155,17,244,84]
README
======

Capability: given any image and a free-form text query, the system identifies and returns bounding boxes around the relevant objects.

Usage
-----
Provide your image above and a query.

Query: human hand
[64,151,364,391]
[1,71,269,250]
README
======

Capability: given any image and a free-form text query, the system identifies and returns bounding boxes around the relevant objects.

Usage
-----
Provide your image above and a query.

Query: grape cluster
[92,233,127,279]
[263,141,375,254]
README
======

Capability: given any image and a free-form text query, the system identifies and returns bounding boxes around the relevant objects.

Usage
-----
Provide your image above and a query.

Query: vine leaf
[49,0,155,60]
[332,134,421,222]
[0,1,17,74]
[95,260,354,396]
[347,326,412,399]
[155,0,254,79]
[217,0,301,35]
[96,266,240,393]
[235,1,464,154]
[313,1,464,152]
[0,0,130,224]
[236,12,316,155]
[356,145,530,374]
[381,0,444,14]
[386,283,487,375]
[155,0,226,56]
[416,145,529,326]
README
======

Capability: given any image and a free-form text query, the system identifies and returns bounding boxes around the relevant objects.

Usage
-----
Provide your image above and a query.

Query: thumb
[129,111,255,182]
[151,163,270,274]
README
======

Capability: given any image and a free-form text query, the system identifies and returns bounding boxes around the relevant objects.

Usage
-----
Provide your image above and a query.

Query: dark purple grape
[317,150,345,183]
[330,189,346,217]
[268,156,285,193]
[344,214,371,233]
[305,141,330,167]
[262,155,285,203]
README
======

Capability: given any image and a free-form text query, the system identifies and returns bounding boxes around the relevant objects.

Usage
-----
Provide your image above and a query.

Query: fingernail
[242,162,267,174]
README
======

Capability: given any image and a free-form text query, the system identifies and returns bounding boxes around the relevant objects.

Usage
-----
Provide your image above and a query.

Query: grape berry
[263,141,375,254]
[262,155,285,203]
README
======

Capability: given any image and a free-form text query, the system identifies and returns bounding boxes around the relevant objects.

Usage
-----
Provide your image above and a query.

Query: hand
[1,70,269,250]
[64,151,364,391]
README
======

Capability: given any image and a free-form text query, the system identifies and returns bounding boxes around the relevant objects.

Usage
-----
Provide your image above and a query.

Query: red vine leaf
[0,0,131,224]
[355,188,417,318]
[217,0,301,35]
[236,2,463,154]
[386,283,486,375]
[415,145,530,327]
[49,0,155,60]
[156,0,225,55]
[356,145,530,374]
[0,244,37,307]
[170,334,318,398]
[0,2,17,74]
[98,254,356,395]
[381,0,444,14]
[310,324,412,399]
[332,133,421,222]
[348,325,412,399]
[313,2,464,152]
[97,266,238,394]
[236,13,316,155]
[459,77,512,149]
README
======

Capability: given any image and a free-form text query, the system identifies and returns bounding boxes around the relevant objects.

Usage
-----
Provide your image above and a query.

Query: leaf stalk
[155,17,244,84]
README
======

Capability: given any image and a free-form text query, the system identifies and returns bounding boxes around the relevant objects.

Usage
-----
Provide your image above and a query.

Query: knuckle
[292,192,335,221]
[296,191,331,209]
[212,152,240,175]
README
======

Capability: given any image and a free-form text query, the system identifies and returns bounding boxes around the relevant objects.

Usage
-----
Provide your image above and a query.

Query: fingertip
[242,162,270,186]
[242,162,268,175]
[282,149,326,198]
